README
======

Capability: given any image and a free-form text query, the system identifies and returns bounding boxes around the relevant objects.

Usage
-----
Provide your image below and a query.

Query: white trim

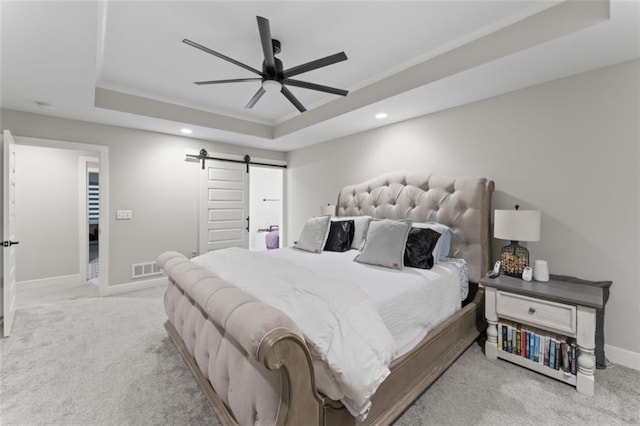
[97,146,109,296]
[248,164,285,249]
[13,135,110,296]
[17,273,81,287]
[105,276,167,296]
[605,344,640,371]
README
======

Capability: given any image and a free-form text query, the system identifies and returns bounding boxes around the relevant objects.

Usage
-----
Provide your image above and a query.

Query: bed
[159,171,494,425]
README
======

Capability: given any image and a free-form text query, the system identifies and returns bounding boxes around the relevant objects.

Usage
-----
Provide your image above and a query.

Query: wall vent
[131,261,162,279]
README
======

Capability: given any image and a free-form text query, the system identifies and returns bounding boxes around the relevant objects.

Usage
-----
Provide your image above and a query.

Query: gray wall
[0,111,286,286]
[14,145,86,281]
[286,60,640,356]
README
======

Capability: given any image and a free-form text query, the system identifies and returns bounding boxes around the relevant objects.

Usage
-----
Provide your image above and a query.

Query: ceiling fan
[183,16,349,113]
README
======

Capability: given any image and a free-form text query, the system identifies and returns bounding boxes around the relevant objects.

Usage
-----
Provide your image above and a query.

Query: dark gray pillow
[404,228,442,269]
[324,220,355,252]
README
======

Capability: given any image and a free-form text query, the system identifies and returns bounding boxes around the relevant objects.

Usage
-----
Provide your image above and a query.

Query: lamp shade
[320,204,336,216]
[494,209,541,242]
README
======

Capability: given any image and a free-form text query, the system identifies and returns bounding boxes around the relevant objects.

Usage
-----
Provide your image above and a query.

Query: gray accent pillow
[295,216,331,253]
[355,219,412,269]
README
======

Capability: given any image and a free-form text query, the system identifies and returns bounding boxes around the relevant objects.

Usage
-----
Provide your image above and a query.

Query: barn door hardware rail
[186,149,287,172]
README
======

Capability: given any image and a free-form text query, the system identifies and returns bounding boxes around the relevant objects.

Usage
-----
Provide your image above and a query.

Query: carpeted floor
[1,280,638,425]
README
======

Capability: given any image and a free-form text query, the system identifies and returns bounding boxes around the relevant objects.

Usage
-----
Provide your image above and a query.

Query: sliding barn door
[199,160,249,254]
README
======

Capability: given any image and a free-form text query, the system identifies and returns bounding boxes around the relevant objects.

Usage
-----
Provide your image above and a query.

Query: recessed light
[180,128,193,134]
[375,112,388,120]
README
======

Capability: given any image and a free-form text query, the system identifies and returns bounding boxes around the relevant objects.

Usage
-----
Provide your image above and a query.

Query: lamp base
[500,241,529,277]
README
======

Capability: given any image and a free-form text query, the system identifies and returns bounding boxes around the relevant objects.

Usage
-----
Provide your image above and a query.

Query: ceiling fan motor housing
[263,56,284,82]
[272,39,281,55]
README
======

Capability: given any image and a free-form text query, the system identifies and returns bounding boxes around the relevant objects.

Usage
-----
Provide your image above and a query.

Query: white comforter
[193,247,396,419]
[264,248,464,355]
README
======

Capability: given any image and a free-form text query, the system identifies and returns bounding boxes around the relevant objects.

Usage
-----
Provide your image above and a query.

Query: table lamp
[494,206,541,277]
[320,204,336,216]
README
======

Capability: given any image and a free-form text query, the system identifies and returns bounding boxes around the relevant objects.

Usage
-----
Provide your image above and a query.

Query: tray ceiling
[1,1,638,151]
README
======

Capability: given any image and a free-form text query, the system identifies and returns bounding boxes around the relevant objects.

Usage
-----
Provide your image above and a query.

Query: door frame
[14,136,110,296]
[2,130,17,336]
[248,164,284,250]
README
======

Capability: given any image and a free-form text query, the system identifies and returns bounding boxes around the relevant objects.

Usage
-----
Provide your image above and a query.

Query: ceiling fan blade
[195,78,262,85]
[257,16,276,72]
[284,52,348,78]
[245,87,266,109]
[284,79,348,96]
[183,39,262,76]
[280,86,306,113]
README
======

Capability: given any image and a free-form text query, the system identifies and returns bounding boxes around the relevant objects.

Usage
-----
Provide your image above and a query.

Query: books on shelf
[497,320,578,375]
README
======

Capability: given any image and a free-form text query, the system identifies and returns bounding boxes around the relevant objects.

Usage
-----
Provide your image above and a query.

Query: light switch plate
[116,210,132,220]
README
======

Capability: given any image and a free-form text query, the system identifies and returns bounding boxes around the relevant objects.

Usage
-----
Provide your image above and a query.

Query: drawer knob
[528,307,536,314]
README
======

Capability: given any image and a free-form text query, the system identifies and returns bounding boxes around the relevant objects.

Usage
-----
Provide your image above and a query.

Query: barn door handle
[246,216,250,232]
[2,240,19,247]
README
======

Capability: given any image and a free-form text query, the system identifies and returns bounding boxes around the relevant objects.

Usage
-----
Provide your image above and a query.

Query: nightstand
[480,274,604,396]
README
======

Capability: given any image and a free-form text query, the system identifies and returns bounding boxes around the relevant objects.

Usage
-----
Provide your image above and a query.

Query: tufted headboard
[336,171,494,283]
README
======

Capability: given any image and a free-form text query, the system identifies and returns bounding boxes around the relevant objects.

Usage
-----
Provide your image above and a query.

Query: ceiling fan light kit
[184,15,349,113]
[262,80,282,93]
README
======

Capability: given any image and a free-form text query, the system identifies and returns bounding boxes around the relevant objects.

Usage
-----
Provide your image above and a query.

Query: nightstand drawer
[496,291,576,336]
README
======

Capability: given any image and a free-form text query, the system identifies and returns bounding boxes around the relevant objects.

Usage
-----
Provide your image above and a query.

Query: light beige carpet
[1,281,638,425]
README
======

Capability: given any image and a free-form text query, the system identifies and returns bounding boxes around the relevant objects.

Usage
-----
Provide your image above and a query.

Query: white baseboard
[17,274,81,287]
[105,276,167,296]
[605,344,640,371]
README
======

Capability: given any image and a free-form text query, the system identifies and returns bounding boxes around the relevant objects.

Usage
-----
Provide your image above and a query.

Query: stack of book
[497,320,578,374]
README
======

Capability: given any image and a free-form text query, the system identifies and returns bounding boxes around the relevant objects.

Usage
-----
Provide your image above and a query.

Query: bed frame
[160,171,494,425]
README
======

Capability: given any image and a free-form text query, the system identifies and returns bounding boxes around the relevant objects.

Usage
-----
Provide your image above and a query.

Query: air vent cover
[131,261,162,279]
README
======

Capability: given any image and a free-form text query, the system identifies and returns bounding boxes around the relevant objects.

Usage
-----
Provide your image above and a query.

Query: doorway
[13,136,109,296]
[87,168,100,280]
[249,165,283,251]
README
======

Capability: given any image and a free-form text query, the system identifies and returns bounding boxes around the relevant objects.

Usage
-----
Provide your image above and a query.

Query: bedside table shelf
[497,349,577,386]
[481,274,604,396]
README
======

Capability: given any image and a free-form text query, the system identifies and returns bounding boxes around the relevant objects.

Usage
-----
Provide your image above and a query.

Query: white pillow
[412,222,453,262]
[332,216,371,250]
[295,216,331,253]
[355,219,412,269]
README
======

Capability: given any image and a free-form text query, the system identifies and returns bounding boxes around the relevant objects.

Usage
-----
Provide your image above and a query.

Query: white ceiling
[1,1,638,152]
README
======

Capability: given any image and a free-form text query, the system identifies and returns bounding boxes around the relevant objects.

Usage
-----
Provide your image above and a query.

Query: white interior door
[199,160,249,254]
[2,130,18,337]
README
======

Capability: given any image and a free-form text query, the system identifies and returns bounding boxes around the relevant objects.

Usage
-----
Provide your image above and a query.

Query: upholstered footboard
[159,251,486,426]
[158,251,325,425]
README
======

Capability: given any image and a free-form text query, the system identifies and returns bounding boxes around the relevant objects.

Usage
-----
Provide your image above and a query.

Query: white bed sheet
[264,248,465,357]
